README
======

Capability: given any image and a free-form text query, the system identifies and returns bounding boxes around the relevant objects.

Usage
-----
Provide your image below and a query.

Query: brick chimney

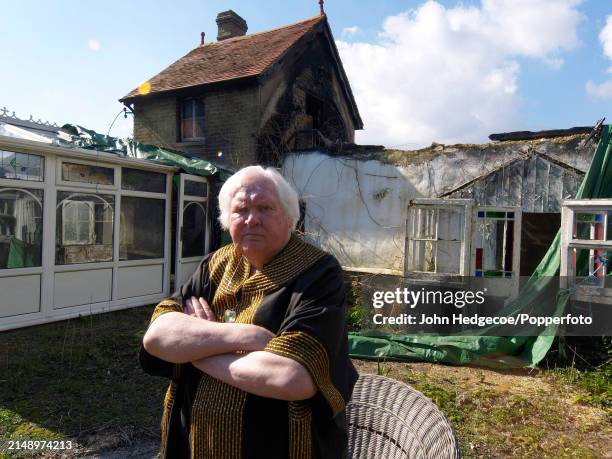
[216,10,248,41]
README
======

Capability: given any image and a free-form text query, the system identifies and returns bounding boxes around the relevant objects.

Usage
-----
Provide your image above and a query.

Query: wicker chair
[347,374,461,459]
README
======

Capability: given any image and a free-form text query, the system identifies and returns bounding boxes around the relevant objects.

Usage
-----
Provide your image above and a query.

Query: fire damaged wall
[257,25,357,164]
[281,133,598,273]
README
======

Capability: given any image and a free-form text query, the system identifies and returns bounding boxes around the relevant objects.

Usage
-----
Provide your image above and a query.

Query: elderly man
[140,165,357,459]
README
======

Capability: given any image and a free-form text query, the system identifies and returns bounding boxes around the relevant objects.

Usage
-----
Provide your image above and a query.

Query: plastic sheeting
[61,124,234,180]
[348,125,612,368]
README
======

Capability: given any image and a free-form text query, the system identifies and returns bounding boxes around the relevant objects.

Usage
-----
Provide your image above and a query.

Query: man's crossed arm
[142,296,317,401]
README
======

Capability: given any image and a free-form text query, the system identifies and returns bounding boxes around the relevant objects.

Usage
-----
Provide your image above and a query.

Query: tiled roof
[121,16,324,100]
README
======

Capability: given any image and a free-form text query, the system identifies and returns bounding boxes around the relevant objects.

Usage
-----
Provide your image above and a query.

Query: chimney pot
[216,10,248,41]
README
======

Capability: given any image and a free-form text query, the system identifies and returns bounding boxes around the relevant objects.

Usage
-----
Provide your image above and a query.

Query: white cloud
[599,15,612,62]
[544,57,564,70]
[88,39,101,51]
[585,15,612,100]
[337,0,583,147]
[342,26,360,37]
[586,80,612,100]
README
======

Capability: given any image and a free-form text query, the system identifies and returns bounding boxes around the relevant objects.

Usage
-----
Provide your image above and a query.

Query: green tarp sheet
[61,124,234,180]
[349,125,612,368]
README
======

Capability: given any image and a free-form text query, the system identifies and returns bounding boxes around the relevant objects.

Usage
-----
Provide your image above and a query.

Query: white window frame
[56,158,118,191]
[470,206,522,278]
[560,199,612,305]
[61,200,94,245]
[404,199,472,277]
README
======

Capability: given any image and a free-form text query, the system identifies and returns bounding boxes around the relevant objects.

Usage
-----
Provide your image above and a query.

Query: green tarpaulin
[349,125,612,368]
[61,124,234,180]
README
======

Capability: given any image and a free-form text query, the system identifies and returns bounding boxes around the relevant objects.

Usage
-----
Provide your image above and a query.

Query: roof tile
[122,16,323,100]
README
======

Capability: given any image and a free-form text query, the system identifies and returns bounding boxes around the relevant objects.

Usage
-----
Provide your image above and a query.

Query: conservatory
[0,136,211,331]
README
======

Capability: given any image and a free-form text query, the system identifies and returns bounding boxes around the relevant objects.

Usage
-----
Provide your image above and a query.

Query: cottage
[120,9,362,168]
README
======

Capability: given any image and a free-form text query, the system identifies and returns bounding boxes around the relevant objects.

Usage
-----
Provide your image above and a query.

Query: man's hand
[185,296,216,321]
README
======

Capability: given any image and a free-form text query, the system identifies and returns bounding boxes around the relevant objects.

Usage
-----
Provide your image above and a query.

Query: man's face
[228,177,292,268]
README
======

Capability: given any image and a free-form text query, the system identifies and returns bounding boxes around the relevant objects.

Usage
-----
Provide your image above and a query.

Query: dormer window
[180,98,205,141]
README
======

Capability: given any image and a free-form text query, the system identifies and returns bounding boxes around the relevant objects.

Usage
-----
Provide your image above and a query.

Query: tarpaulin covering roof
[348,125,612,368]
[61,124,234,180]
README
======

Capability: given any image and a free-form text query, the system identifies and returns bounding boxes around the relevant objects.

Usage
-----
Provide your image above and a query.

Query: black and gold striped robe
[140,235,358,459]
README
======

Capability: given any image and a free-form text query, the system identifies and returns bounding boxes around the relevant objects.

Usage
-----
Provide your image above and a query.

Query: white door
[175,174,211,288]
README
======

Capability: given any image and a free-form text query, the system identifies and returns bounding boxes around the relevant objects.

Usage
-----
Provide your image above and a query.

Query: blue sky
[1,0,611,147]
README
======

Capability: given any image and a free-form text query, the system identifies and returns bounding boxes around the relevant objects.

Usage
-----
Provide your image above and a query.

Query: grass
[0,306,166,457]
[1,308,610,458]
[355,360,611,458]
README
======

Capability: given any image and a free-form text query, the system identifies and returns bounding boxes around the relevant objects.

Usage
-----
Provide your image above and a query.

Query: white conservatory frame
[0,136,178,331]
[560,199,612,305]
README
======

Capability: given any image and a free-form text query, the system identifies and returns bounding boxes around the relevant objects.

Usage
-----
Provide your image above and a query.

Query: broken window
[561,200,612,303]
[0,188,43,269]
[405,200,471,275]
[55,192,114,265]
[180,98,205,141]
[472,209,519,278]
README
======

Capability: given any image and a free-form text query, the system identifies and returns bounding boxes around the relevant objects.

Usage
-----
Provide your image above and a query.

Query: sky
[1,0,611,149]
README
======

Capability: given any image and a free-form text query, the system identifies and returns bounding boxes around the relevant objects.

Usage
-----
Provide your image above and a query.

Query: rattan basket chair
[347,374,461,459]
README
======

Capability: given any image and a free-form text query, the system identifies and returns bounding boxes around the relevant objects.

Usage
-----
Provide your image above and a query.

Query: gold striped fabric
[191,375,246,459]
[288,401,313,459]
[160,382,177,459]
[151,235,330,458]
[150,299,183,324]
[265,331,346,417]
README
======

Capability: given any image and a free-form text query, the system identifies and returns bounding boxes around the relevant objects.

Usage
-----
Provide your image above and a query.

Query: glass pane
[120,197,165,260]
[195,116,205,138]
[573,212,608,241]
[77,202,91,221]
[0,150,44,181]
[436,241,461,274]
[475,219,505,272]
[184,180,208,197]
[182,201,207,258]
[0,188,43,269]
[56,192,114,265]
[411,207,436,239]
[121,168,166,193]
[437,208,464,241]
[62,162,114,186]
[194,99,205,117]
[408,240,435,272]
[182,119,193,140]
[182,100,193,119]
[572,248,611,284]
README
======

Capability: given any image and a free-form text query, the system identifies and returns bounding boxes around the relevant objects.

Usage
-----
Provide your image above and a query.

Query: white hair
[217,165,300,231]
